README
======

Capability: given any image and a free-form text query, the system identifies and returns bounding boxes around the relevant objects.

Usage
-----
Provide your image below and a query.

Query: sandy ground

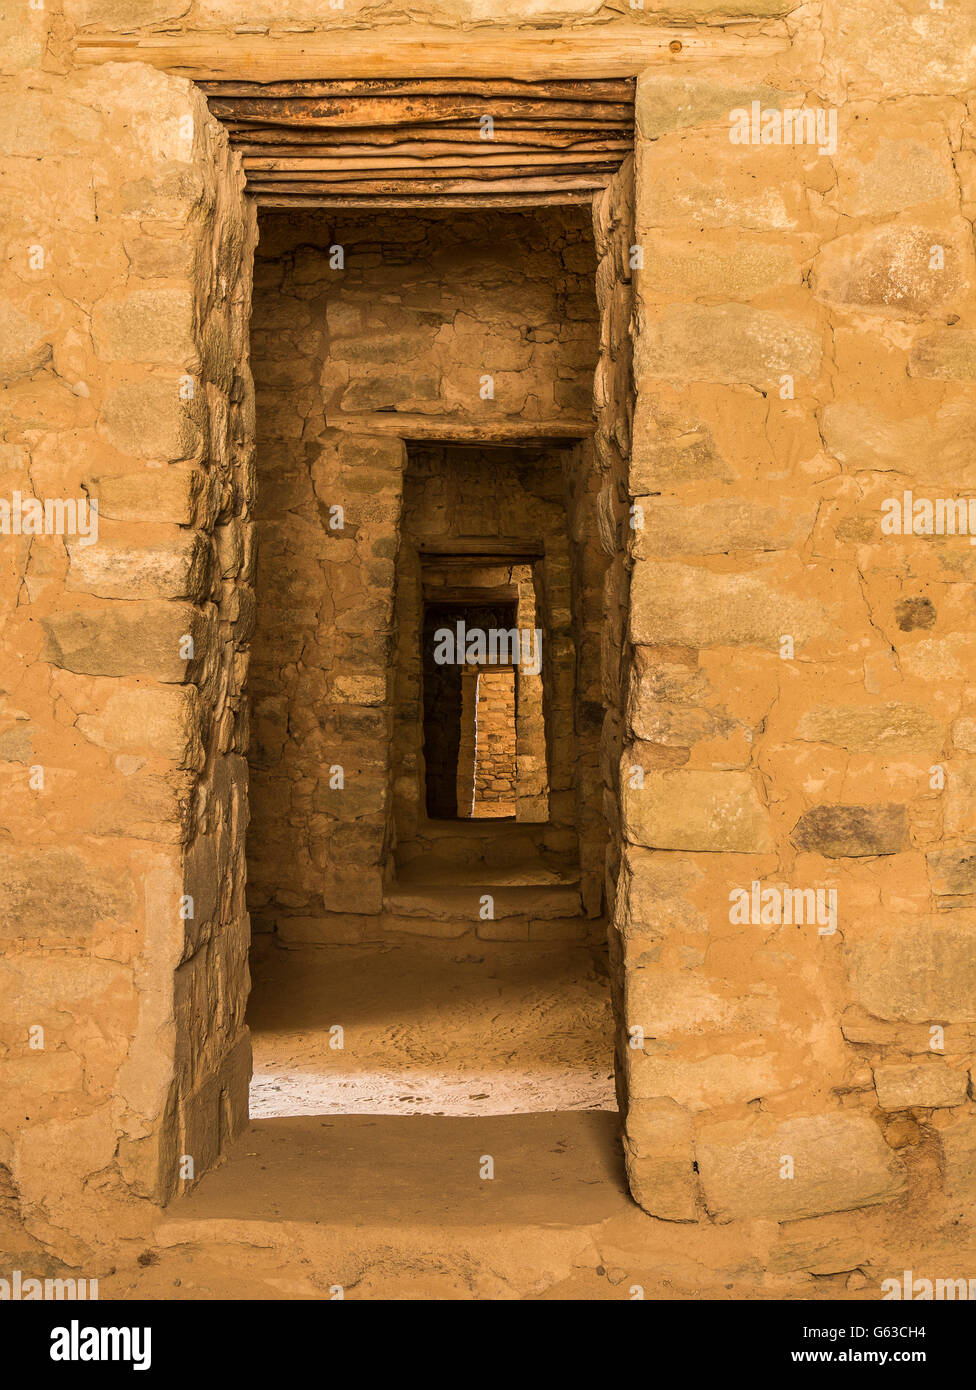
[247,937,617,1117]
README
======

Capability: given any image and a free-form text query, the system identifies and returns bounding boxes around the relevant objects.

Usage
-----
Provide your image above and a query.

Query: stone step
[395,857,579,888]
[142,1112,641,1300]
[382,881,583,921]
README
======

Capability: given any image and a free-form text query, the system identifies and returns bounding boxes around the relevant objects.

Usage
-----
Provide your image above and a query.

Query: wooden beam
[73,25,787,81]
[248,171,609,193]
[236,136,633,157]
[254,193,597,208]
[201,77,637,101]
[326,411,593,441]
[226,121,633,144]
[242,151,624,173]
[208,94,633,125]
[419,541,545,556]
[246,172,615,191]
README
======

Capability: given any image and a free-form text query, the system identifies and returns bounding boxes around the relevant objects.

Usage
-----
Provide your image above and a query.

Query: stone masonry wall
[0,62,254,1261]
[4,0,976,1277]
[391,445,601,885]
[610,14,976,1266]
[472,669,518,814]
[248,212,598,943]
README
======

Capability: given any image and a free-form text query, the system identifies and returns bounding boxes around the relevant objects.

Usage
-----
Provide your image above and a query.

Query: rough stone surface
[1,0,975,1295]
[873,1063,968,1112]
[696,1114,906,1223]
[790,804,909,858]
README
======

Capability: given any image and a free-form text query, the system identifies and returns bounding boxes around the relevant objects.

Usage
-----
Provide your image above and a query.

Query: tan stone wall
[472,668,518,814]
[248,212,599,942]
[3,0,976,1273]
[391,443,600,884]
[0,62,254,1258]
[610,15,976,1249]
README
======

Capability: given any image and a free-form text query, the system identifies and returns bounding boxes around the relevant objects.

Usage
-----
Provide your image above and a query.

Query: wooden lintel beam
[236,137,633,158]
[199,78,637,100]
[254,193,597,208]
[208,94,633,124]
[326,411,593,441]
[242,150,623,173]
[246,168,615,189]
[227,120,633,141]
[248,174,609,194]
[73,25,788,81]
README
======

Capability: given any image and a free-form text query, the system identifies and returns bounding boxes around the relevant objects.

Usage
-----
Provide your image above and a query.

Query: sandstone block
[67,533,212,601]
[621,766,772,852]
[99,377,202,461]
[630,557,833,649]
[624,1098,697,1222]
[0,848,135,938]
[812,223,971,318]
[937,1116,976,1206]
[845,914,976,1022]
[76,685,203,767]
[696,1112,905,1222]
[908,330,976,380]
[42,601,213,681]
[92,288,197,365]
[873,1063,968,1111]
[796,703,943,755]
[636,75,789,141]
[790,804,907,858]
[638,304,821,384]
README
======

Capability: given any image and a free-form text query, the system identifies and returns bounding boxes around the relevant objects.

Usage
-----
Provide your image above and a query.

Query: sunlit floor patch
[247,937,615,1119]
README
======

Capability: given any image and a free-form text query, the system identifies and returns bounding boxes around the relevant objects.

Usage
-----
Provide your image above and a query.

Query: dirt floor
[247,937,617,1118]
[11,938,974,1301]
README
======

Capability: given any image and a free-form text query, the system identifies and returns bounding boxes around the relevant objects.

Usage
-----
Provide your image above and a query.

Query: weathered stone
[0,848,135,937]
[945,762,976,839]
[894,597,936,631]
[67,533,212,601]
[696,1113,905,1222]
[621,766,772,852]
[937,1116,976,1206]
[76,685,204,767]
[0,302,51,380]
[632,496,815,558]
[639,232,801,301]
[927,848,976,896]
[796,703,943,755]
[838,136,957,217]
[636,76,788,141]
[791,804,907,858]
[42,602,212,681]
[908,330,976,380]
[92,288,197,365]
[638,304,821,384]
[873,1063,968,1111]
[88,468,212,525]
[98,377,202,460]
[845,914,976,1022]
[630,558,834,649]
[812,223,972,318]
[624,1098,697,1222]
[819,399,976,476]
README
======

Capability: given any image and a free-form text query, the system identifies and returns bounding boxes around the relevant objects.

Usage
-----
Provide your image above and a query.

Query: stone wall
[391,445,582,871]
[3,0,976,1278]
[609,21,976,1257]
[472,669,518,815]
[248,212,600,942]
[0,62,254,1261]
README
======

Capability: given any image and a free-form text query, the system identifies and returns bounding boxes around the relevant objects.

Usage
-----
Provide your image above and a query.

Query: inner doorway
[231,79,628,1128]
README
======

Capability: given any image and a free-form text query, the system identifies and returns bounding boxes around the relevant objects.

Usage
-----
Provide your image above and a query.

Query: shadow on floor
[169,1111,630,1228]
